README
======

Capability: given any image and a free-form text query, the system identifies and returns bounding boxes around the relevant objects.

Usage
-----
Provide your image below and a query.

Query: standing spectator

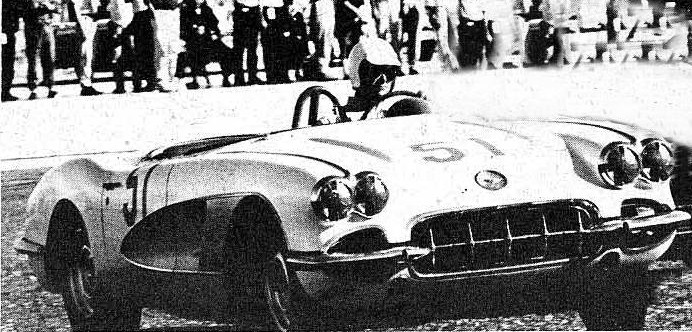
[24,0,59,99]
[305,0,341,80]
[457,0,487,69]
[154,0,184,91]
[425,0,458,71]
[484,0,516,68]
[123,0,169,92]
[540,0,577,66]
[232,0,263,85]
[2,0,28,101]
[401,0,421,74]
[180,0,234,88]
[262,4,295,83]
[286,0,310,79]
[108,0,134,93]
[72,0,103,96]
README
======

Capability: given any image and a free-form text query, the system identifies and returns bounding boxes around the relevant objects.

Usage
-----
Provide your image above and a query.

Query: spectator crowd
[2,0,691,101]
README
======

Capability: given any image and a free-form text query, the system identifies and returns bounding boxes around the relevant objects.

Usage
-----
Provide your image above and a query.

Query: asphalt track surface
[2,63,692,330]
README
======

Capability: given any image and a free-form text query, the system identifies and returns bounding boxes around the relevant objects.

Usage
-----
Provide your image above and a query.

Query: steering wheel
[292,86,344,129]
[359,90,427,120]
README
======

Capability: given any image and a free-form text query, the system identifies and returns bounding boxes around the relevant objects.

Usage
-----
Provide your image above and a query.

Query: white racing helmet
[347,37,401,90]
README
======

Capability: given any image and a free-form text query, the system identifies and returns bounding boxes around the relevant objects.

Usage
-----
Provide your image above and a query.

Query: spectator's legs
[402,5,419,74]
[215,42,233,87]
[154,9,179,91]
[246,30,260,83]
[431,6,459,71]
[131,9,159,91]
[308,0,339,80]
[24,24,39,98]
[39,24,56,97]
[1,31,18,101]
[75,16,101,95]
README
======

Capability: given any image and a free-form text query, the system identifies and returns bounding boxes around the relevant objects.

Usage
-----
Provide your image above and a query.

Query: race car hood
[222,115,675,228]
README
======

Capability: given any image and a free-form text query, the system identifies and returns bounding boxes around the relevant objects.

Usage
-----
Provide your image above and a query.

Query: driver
[343,36,404,113]
[342,36,431,118]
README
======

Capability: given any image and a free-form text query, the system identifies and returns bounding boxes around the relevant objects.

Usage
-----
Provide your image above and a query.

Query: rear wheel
[51,206,141,331]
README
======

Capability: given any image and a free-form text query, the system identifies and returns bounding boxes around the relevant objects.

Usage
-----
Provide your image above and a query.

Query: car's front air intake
[410,200,601,275]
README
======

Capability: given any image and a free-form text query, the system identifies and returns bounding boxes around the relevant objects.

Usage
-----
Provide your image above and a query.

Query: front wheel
[55,222,141,331]
[578,269,653,330]
[263,252,295,332]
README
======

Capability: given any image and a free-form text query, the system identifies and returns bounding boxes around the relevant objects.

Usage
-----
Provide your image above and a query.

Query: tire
[227,199,312,332]
[578,269,653,330]
[52,208,141,331]
[263,252,294,332]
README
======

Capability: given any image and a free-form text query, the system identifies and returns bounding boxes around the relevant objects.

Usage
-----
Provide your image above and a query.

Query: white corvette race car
[15,86,691,331]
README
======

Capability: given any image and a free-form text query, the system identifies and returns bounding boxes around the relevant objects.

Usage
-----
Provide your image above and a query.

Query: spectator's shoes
[222,79,233,88]
[113,87,127,94]
[247,78,264,86]
[1,93,19,102]
[81,86,103,96]
[28,92,38,100]
[47,90,58,98]
[186,82,201,90]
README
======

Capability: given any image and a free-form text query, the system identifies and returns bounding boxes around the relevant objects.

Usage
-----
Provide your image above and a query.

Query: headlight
[353,172,389,216]
[641,139,674,182]
[311,176,354,221]
[598,143,641,188]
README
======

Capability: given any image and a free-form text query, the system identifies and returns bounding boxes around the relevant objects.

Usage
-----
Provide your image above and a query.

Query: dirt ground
[2,167,691,331]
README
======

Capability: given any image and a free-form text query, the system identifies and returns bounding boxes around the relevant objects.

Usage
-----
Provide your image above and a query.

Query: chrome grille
[410,200,600,274]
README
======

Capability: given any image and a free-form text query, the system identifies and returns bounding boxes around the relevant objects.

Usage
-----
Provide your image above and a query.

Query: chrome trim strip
[286,247,430,266]
[407,259,572,280]
[309,138,392,162]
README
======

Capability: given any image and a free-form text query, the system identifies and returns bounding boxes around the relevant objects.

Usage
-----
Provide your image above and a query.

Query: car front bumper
[286,209,690,305]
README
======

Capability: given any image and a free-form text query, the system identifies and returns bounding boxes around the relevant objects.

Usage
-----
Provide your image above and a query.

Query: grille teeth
[411,201,600,274]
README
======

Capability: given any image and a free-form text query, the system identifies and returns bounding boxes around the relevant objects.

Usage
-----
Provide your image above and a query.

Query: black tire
[578,268,653,330]
[227,198,312,332]
[263,252,294,332]
[52,206,141,331]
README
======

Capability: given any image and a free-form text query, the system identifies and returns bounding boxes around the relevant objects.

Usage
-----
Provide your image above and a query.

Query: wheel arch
[16,158,108,292]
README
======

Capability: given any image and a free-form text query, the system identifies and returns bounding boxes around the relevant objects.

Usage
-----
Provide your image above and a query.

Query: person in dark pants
[124,0,168,92]
[458,0,488,69]
[24,0,59,100]
[287,3,309,80]
[180,0,235,88]
[2,0,28,101]
[262,4,292,84]
[233,0,263,85]
[401,0,419,74]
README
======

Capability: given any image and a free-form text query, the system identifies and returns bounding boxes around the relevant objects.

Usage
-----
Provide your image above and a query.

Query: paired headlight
[599,139,674,188]
[641,139,674,182]
[311,172,389,221]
